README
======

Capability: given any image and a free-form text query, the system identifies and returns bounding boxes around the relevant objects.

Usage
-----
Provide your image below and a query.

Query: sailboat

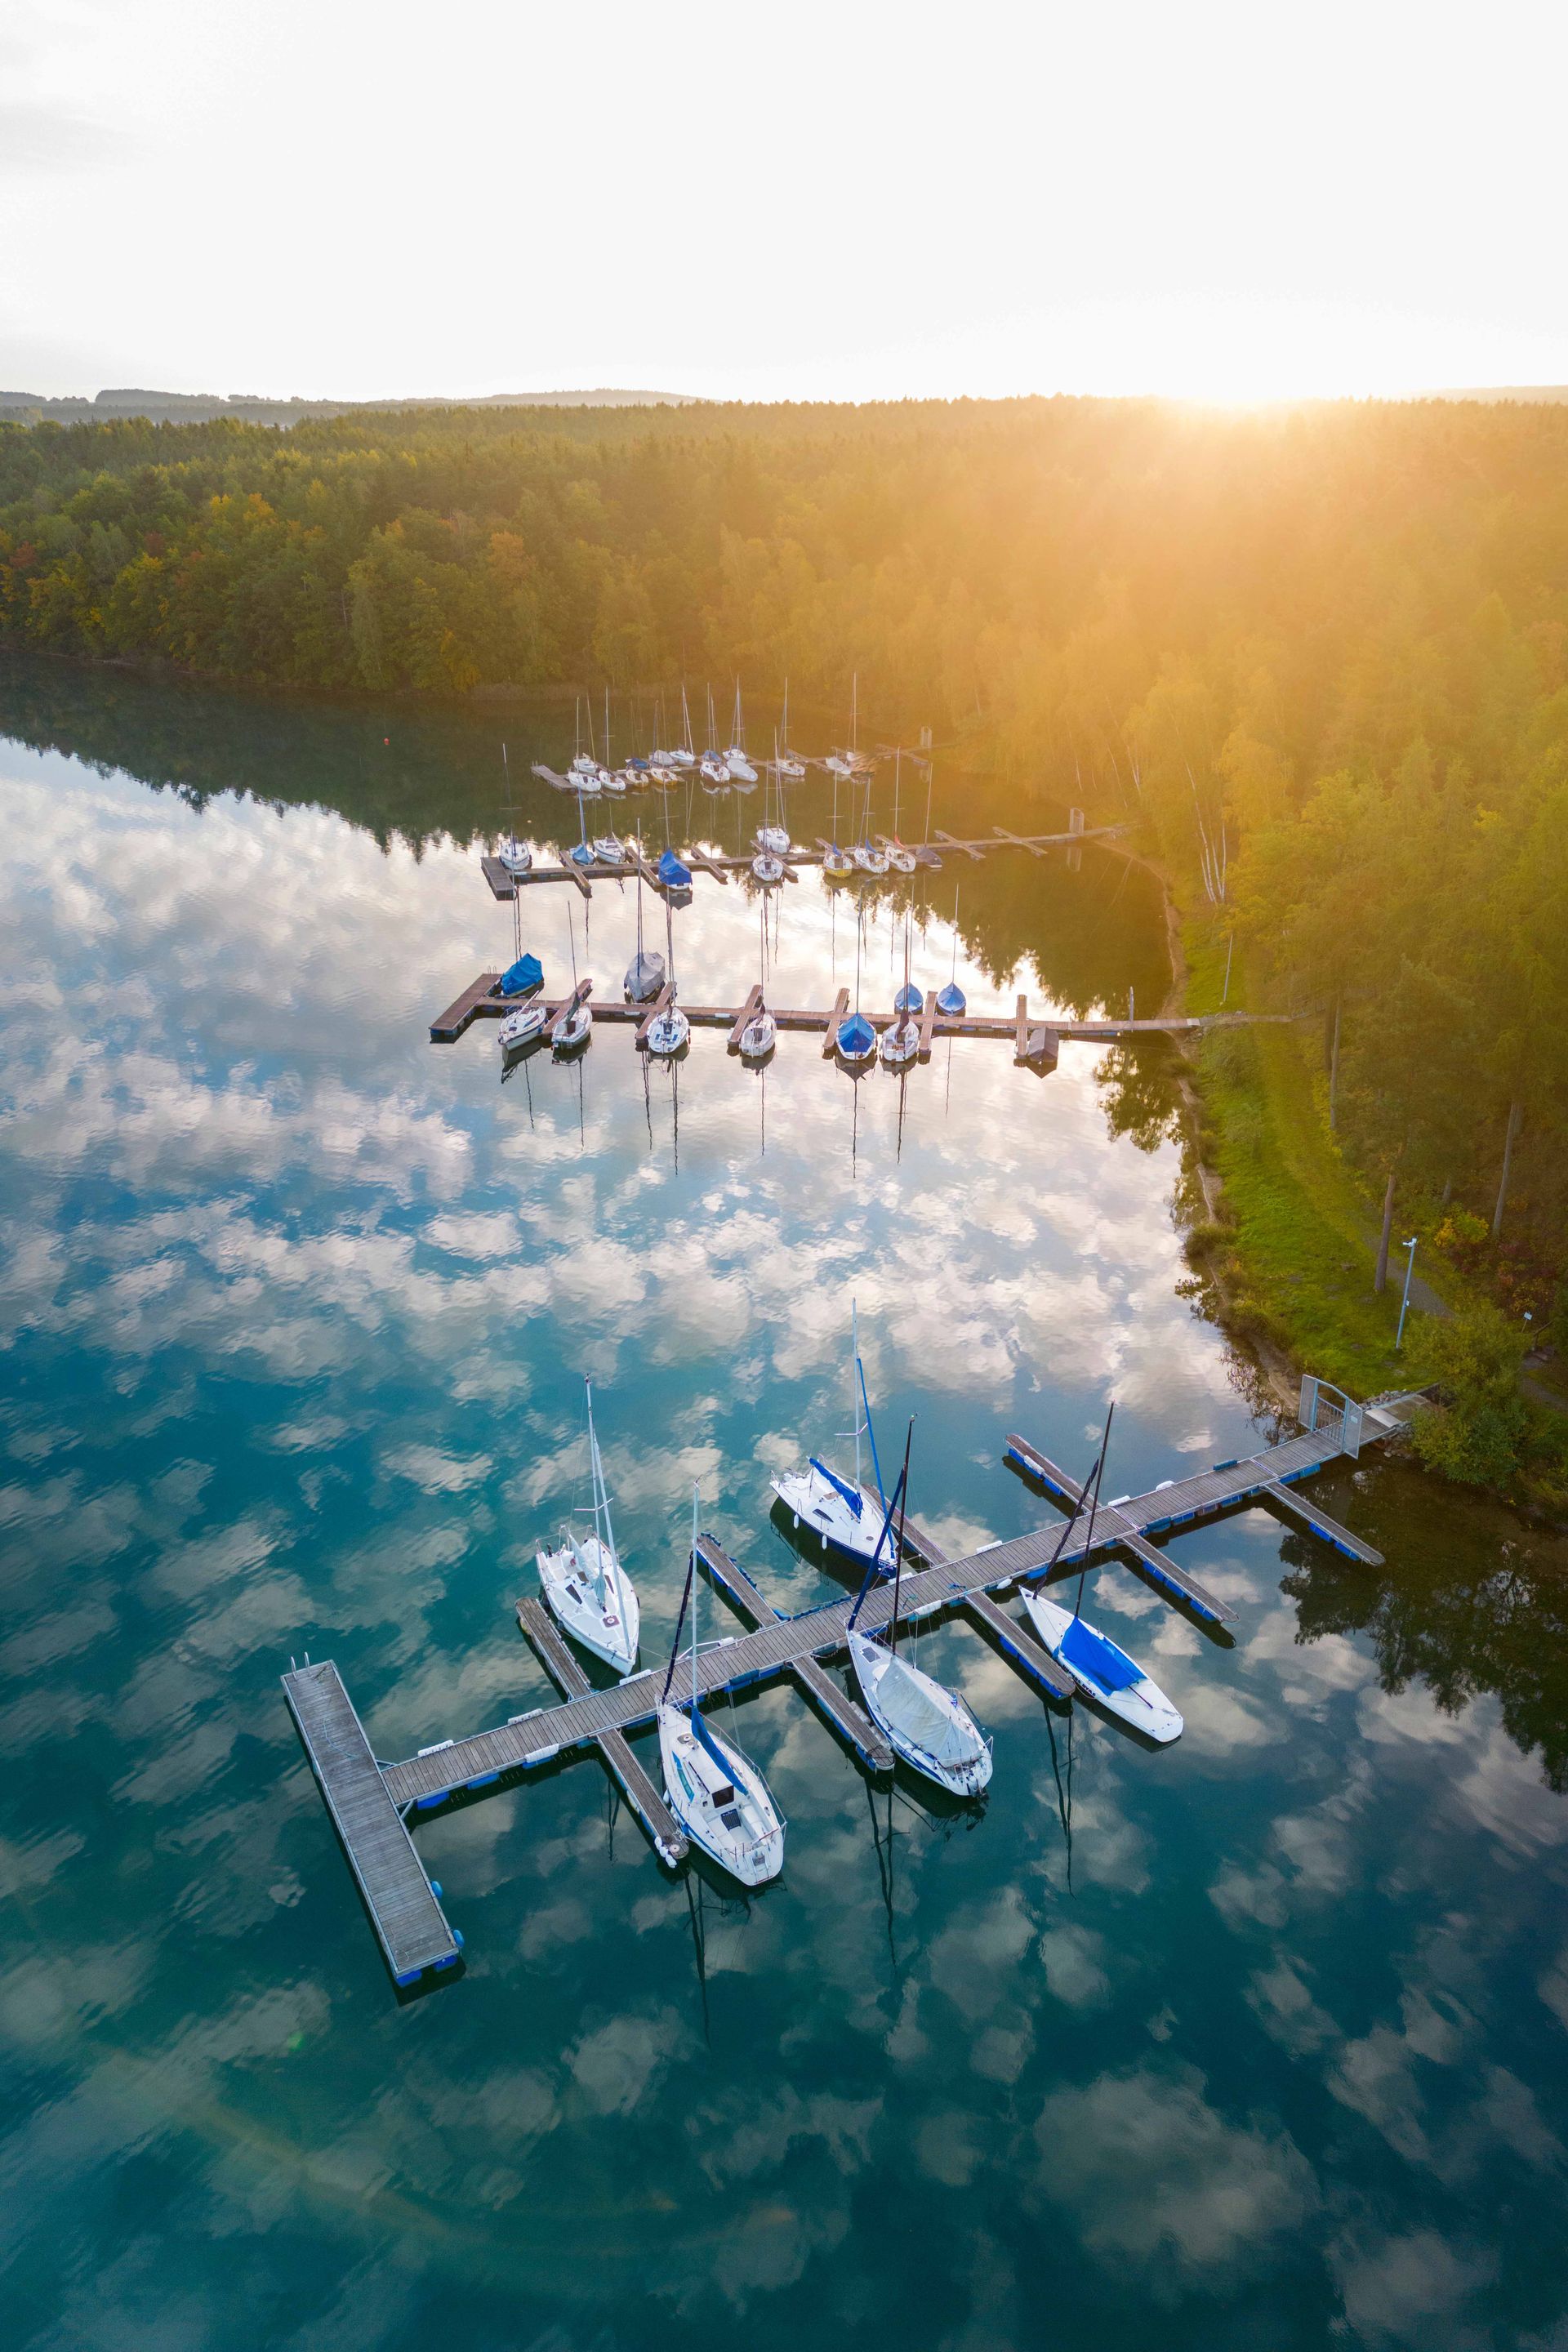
[552,907,592,1054]
[886,749,917,873]
[625,831,666,1001]
[880,919,921,1067]
[853,773,889,877]
[537,1382,640,1674]
[738,899,777,1062]
[836,907,877,1066]
[1021,1592,1183,1741]
[726,681,758,782]
[771,1305,901,1569]
[936,886,967,1017]
[591,827,629,869]
[657,1488,786,1886]
[568,790,597,870]
[776,679,806,780]
[1017,1403,1183,1741]
[645,892,690,1056]
[669,684,697,768]
[699,685,731,789]
[497,744,532,875]
[657,844,693,893]
[846,1426,993,1797]
[755,731,791,861]
[497,875,546,1049]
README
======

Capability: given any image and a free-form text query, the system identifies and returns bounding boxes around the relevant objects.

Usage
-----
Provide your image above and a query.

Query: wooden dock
[479,822,1129,898]
[430,974,1272,1054]
[285,1383,1422,1989]
[516,1598,688,1862]
[281,1661,461,1987]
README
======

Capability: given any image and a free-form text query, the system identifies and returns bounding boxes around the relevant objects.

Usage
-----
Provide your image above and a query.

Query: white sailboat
[755,731,791,858]
[880,920,920,1067]
[1019,1591,1183,1743]
[668,684,697,768]
[645,892,689,1056]
[726,680,758,782]
[776,679,806,779]
[738,899,777,1062]
[886,748,917,872]
[657,1488,786,1885]
[700,684,731,789]
[497,744,532,875]
[552,909,592,1054]
[846,1427,993,1797]
[772,1304,898,1569]
[624,830,666,1002]
[537,1382,640,1674]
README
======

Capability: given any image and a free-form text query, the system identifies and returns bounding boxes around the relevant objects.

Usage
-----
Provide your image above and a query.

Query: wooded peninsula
[4,395,1566,1497]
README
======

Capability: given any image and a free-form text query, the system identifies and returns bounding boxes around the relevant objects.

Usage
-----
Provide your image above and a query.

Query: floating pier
[479,822,1127,898]
[430,973,1271,1054]
[283,1379,1421,1990]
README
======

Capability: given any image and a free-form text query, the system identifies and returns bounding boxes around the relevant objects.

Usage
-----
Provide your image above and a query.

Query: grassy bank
[1177,913,1568,1511]
[1178,918,1448,1401]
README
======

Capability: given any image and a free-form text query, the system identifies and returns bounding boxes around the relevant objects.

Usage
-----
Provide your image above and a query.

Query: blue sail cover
[808,1458,863,1518]
[658,849,693,888]
[894,983,924,1014]
[499,953,543,998]
[1058,1614,1142,1693]
[838,1011,875,1059]
[936,982,967,1016]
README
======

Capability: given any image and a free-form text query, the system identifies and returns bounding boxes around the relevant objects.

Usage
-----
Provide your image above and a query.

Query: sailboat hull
[537,1535,639,1675]
[848,1631,992,1796]
[771,1466,898,1570]
[657,1704,785,1885]
[1020,1592,1183,1742]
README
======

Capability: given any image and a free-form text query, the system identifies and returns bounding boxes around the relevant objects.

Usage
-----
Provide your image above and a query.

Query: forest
[3,393,1567,1451]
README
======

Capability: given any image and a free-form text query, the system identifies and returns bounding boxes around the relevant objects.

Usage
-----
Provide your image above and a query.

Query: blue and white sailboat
[657,1488,785,1885]
[1018,1402,1183,1742]
[936,885,967,1018]
[772,1305,900,1571]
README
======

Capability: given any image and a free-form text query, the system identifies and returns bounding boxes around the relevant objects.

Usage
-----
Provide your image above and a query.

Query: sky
[5,0,1567,408]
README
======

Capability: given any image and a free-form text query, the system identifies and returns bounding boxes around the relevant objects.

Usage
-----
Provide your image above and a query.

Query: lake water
[2,662,1566,2351]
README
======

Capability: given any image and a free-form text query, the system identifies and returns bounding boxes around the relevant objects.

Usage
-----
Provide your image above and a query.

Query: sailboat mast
[852,1300,861,1493]
[689,1483,700,1722]
[586,1381,617,1562]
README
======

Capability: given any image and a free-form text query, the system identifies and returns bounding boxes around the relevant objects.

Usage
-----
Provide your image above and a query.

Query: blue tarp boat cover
[894,983,924,1014]
[838,1011,875,1058]
[658,849,693,888]
[1059,1614,1142,1693]
[809,1458,863,1518]
[936,982,967,1016]
[499,953,543,998]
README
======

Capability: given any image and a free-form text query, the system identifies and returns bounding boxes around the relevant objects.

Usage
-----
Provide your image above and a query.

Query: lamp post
[1395,1236,1418,1352]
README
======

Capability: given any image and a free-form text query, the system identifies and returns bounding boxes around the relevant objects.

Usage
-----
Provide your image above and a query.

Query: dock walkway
[480,822,1129,898]
[287,1381,1423,1987]
[282,1662,460,1985]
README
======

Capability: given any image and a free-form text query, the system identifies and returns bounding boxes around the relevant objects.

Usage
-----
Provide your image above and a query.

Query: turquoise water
[2,664,1566,2350]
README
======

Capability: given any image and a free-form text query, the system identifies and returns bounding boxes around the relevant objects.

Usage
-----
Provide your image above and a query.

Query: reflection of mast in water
[574,1050,586,1156]
[671,1053,681,1175]
[895,1063,909,1164]
[685,1873,710,2045]
[640,1042,653,1148]
[1045,1704,1075,1894]
[866,1775,899,1981]
[758,1058,767,1160]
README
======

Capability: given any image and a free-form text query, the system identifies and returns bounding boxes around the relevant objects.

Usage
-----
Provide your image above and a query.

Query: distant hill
[1427,385,1568,403]
[0,385,699,427]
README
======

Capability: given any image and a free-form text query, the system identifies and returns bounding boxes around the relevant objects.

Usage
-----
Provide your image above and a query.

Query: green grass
[1183,917,1414,1395]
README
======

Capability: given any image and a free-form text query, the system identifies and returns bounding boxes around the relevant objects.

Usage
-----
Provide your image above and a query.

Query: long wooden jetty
[431,972,1282,1054]
[479,823,1126,900]
[283,1378,1421,1989]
